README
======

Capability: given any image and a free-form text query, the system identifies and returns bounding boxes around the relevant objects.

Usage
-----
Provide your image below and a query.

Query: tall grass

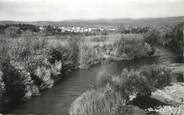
[79,39,103,69]
[70,85,145,115]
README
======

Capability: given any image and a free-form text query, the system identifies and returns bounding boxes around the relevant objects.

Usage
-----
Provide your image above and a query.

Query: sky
[0,0,184,21]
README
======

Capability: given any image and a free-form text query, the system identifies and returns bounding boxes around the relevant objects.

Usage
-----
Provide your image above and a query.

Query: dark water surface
[9,47,178,114]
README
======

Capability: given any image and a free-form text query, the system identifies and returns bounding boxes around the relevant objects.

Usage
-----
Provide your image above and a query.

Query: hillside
[0,16,183,28]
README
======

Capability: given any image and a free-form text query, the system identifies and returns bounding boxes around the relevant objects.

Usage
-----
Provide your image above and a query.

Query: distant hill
[0,16,183,28]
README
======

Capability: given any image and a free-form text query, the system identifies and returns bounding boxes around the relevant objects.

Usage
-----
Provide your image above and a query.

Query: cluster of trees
[115,35,154,59]
[0,24,40,36]
[0,24,117,37]
[144,23,183,61]
[119,25,150,34]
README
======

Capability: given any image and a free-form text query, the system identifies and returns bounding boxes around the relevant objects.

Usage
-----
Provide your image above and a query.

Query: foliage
[143,29,161,46]
[144,23,183,60]
[1,61,33,103]
[70,85,145,115]
[119,24,150,34]
[96,64,172,99]
[0,24,40,35]
[4,26,21,38]
[79,39,102,68]
[140,65,172,91]
[115,35,153,59]
[0,34,81,112]
[47,38,79,74]
[166,23,183,58]
[70,65,172,115]
[6,33,48,73]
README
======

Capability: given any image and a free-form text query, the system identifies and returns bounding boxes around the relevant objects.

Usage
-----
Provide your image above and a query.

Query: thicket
[0,33,79,111]
[0,31,155,112]
[144,23,183,61]
[70,65,172,115]
[114,35,154,59]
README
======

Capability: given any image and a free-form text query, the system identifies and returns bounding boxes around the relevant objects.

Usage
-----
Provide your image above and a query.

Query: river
[7,46,179,114]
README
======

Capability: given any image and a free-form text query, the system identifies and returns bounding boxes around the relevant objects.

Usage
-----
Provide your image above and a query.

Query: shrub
[0,33,50,102]
[119,69,151,97]
[2,33,48,73]
[115,35,153,59]
[71,65,172,115]
[47,39,79,75]
[70,85,145,115]
[95,65,172,100]
[144,23,183,61]
[0,36,12,64]
[143,29,161,46]
[1,61,34,103]
[79,40,102,69]
[140,64,172,91]
[4,26,21,38]
[33,64,54,90]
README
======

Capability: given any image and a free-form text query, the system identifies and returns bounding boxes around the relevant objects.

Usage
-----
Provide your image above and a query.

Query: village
[39,25,117,34]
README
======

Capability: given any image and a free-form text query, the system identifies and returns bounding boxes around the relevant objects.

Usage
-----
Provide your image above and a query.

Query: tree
[4,26,20,38]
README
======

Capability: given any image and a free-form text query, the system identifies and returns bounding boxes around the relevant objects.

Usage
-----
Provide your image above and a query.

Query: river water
[8,47,179,114]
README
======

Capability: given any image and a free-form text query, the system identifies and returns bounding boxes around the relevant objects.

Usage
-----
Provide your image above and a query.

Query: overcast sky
[0,0,184,21]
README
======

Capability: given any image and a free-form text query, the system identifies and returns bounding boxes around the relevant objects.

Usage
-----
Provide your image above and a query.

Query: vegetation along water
[0,21,183,115]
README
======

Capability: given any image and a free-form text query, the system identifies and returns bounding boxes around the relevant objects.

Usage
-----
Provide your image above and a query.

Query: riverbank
[4,42,181,114]
[70,64,174,115]
[8,55,163,114]
[0,33,154,113]
[69,45,183,115]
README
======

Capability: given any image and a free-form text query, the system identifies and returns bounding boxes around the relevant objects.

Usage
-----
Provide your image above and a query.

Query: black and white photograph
[0,0,184,114]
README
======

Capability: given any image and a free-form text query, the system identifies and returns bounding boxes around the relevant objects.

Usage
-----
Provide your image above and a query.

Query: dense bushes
[140,65,172,90]
[1,61,35,103]
[70,85,145,115]
[96,65,172,98]
[144,23,183,60]
[70,65,172,115]
[78,34,154,68]
[0,34,80,111]
[0,32,157,112]
[79,41,102,69]
[0,24,39,35]
[115,35,154,59]
[48,38,79,74]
